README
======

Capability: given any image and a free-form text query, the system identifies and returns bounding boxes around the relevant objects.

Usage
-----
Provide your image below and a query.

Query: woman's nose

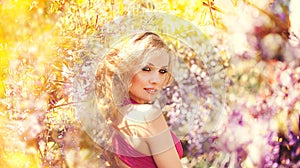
[149,72,162,84]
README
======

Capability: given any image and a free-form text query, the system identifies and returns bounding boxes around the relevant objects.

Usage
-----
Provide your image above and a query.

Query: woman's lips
[144,88,157,95]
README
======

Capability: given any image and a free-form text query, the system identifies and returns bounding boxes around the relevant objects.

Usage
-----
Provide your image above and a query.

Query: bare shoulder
[120,104,162,123]
[118,104,182,167]
[119,104,168,137]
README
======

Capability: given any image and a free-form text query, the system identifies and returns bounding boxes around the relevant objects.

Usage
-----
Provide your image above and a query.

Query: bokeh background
[0,0,299,167]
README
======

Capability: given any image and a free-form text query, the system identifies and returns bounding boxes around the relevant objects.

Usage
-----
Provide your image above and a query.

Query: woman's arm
[144,108,182,168]
[121,104,182,167]
[153,147,182,168]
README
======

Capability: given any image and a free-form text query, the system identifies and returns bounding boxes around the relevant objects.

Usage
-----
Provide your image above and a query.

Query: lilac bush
[165,0,300,167]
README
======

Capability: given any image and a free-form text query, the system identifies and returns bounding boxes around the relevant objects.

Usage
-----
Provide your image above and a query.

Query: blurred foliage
[0,0,299,167]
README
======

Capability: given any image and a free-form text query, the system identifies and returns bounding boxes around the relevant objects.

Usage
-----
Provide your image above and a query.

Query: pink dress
[113,131,183,168]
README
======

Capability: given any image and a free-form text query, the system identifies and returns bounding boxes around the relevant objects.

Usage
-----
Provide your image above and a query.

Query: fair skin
[129,51,169,104]
[116,52,182,168]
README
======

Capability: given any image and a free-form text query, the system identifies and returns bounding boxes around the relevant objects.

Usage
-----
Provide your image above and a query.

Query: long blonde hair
[95,32,176,123]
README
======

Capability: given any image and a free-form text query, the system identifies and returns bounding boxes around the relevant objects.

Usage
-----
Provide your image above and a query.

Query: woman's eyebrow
[147,63,168,68]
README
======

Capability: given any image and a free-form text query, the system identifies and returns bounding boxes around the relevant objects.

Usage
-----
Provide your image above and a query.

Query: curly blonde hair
[95,32,176,124]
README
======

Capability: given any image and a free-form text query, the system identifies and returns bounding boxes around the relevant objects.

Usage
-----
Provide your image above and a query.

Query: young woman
[95,32,183,167]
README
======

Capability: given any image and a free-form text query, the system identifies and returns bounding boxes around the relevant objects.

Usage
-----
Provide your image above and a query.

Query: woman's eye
[142,66,151,71]
[159,69,168,74]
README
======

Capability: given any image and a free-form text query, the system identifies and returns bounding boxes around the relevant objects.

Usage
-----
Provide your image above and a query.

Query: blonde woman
[95,32,183,168]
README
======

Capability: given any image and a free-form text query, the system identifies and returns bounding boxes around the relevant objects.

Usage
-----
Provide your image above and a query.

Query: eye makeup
[141,64,168,74]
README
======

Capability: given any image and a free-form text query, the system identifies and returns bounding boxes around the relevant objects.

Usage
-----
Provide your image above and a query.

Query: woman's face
[129,50,170,104]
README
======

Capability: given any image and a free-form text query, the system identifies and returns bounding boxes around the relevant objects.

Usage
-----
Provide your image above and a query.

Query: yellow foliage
[0,151,41,168]
[0,50,9,98]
